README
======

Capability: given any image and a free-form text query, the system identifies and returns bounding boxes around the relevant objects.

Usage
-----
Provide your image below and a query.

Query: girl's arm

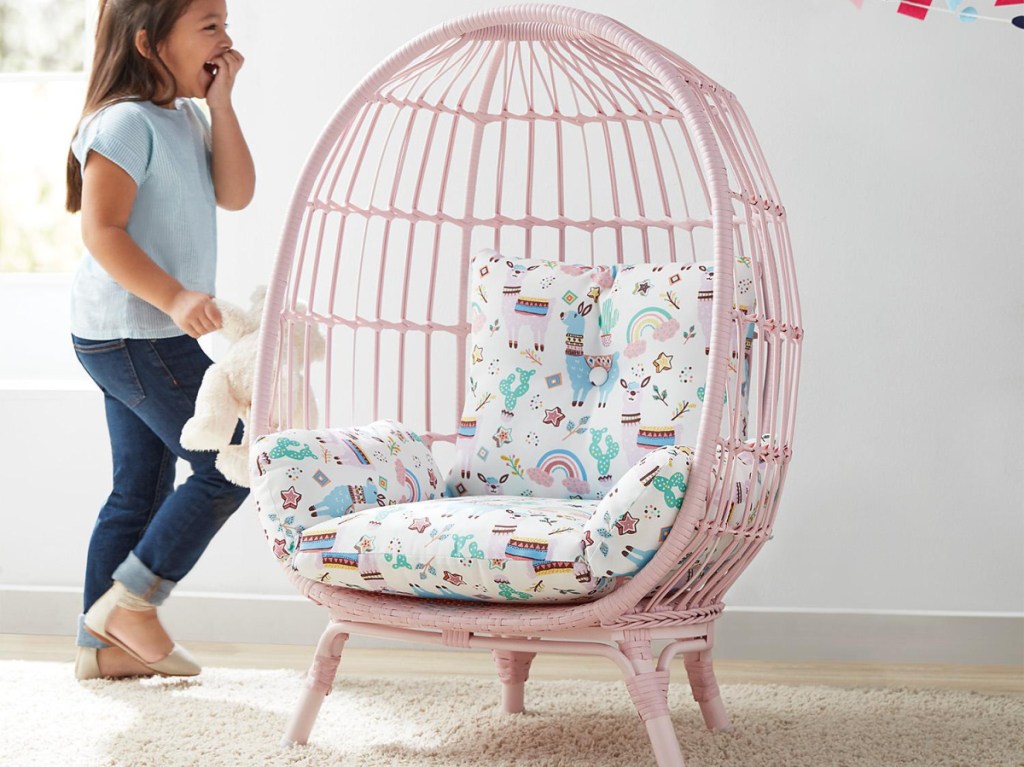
[206,49,255,211]
[80,152,222,337]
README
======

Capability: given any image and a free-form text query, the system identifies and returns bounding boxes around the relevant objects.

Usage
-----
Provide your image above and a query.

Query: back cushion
[446,248,729,500]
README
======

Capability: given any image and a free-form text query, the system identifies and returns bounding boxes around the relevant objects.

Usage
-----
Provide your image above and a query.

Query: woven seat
[251,6,802,765]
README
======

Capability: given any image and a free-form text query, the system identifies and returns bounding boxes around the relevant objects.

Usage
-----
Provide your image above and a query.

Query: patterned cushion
[291,495,617,603]
[612,442,771,595]
[251,425,766,603]
[583,445,695,577]
[251,420,445,563]
[446,249,725,500]
[252,247,760,602]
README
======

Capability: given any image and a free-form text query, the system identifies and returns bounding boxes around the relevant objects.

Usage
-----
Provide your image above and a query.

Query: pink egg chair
[250,5,802,765]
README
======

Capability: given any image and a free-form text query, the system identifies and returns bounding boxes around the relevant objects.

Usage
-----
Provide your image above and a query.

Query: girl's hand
[167,290,222,338]
[205,48,244,109]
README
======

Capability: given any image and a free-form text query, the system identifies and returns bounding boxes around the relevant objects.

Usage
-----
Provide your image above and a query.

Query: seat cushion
[291,495,618,603]
[251,420,445,564]
[446,248,728,501]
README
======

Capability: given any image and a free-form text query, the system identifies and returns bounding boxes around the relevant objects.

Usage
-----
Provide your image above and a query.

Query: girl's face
[156,0,232,100]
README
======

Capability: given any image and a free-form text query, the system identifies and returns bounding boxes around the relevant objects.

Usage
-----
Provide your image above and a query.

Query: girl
[65,0,254,680]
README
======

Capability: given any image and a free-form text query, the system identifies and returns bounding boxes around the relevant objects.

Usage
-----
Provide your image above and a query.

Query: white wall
[2,0,1021,660]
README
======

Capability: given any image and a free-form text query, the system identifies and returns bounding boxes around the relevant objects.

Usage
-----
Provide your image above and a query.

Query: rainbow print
[400,467,422,502]
[341,439,371,465]
[626,307,673,344]
[534,449,588,483]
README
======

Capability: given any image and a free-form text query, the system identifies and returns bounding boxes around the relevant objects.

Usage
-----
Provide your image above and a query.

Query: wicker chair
[250,6,802,765]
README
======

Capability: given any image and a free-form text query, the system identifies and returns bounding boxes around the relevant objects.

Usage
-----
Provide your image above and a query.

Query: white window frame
[0,1,94,386]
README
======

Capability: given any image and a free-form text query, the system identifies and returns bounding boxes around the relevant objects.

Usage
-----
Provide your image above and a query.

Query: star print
[587,286,601,301]
[543,406,566,427]
[614,512,639,535]
[471,345,484,364]
[280,486,301,510]
[653,352,674,373]
[443,570,465,586]
[493,427,512,447]
[408,517,431,533]
[633,280,651,296]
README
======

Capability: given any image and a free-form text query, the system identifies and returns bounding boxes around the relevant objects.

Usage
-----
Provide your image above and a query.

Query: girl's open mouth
[203,61,219,77]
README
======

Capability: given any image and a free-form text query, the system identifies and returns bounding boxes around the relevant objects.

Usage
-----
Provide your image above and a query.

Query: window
[0,0,90,273]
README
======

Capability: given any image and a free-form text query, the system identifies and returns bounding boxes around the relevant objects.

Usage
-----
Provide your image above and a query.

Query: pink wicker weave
[250,6,801,765]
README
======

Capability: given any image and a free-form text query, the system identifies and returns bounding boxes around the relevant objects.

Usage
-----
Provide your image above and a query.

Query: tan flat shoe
[74,646,102,680]
[83,581,201,677]
[75,646,159,680]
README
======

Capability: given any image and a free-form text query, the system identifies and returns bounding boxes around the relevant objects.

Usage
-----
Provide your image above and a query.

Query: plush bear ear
[214,298,254,341]
[307,324,327,362]
[249,284,268,310]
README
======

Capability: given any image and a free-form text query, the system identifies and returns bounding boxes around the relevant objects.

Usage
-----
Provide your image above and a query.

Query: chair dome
[253,4,801,621]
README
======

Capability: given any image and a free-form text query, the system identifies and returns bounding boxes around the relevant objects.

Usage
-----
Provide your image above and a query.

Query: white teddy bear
[180,286,325,486]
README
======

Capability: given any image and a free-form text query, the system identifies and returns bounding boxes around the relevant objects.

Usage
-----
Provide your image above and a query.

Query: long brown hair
[66,0,195,212]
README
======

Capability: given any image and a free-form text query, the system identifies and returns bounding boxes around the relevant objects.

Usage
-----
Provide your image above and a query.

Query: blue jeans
[72,334,250,648]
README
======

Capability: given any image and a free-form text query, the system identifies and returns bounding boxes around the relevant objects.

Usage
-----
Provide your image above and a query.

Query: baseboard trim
[2,586,1020,665]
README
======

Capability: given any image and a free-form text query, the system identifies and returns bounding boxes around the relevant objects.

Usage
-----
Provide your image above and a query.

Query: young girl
[65,0,254,680]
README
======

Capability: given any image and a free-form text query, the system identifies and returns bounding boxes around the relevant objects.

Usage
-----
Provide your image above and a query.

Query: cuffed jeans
[72,334,250,648]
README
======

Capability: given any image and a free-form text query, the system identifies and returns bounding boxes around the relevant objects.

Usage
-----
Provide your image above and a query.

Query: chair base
[644,715,687,767]
[696,694,734,734]
[281,614,733,766]
[281,624,349,746]
[683,649,735,733]
[492,649,536,714]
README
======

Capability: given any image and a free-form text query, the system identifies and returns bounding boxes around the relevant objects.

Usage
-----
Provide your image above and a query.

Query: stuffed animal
[180,286,326,486]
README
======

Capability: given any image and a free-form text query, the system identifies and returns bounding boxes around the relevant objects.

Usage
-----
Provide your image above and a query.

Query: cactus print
[446,249,749,500]
[252,247,760,603]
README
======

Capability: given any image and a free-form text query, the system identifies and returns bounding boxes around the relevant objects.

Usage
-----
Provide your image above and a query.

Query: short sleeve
[182,99,211,136]
[73,102,153,187]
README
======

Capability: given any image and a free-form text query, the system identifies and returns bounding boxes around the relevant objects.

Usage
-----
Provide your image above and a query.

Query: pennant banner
[852,0,1024,27]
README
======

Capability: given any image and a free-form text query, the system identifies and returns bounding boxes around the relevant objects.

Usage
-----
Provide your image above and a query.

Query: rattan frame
[251,6,802,765]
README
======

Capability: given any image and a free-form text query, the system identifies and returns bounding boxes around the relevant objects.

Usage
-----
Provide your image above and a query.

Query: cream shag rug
[1,661,1021,767]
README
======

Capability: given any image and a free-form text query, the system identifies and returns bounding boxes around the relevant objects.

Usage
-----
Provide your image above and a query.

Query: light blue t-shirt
[71,98,216,339]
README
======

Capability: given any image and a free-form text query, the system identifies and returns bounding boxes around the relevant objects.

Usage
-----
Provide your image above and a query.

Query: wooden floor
[2,633,1021,695]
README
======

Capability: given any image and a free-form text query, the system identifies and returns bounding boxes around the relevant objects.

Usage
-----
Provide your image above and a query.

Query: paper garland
[851,0,1024,27]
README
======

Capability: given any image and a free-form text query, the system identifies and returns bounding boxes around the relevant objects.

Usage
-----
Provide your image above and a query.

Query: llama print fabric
[252,422,720,601]
[249,248,762,603]
[287,441,715,601]
[291,495,618,603]
[583,444,694,577]
[251,420,445,564]
[446,248,727,501]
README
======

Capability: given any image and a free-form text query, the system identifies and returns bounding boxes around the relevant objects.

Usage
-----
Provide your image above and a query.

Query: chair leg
[281,623,349,747]
[619,634,686,767]
[491,649,536,714]
[683,650,733,733]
